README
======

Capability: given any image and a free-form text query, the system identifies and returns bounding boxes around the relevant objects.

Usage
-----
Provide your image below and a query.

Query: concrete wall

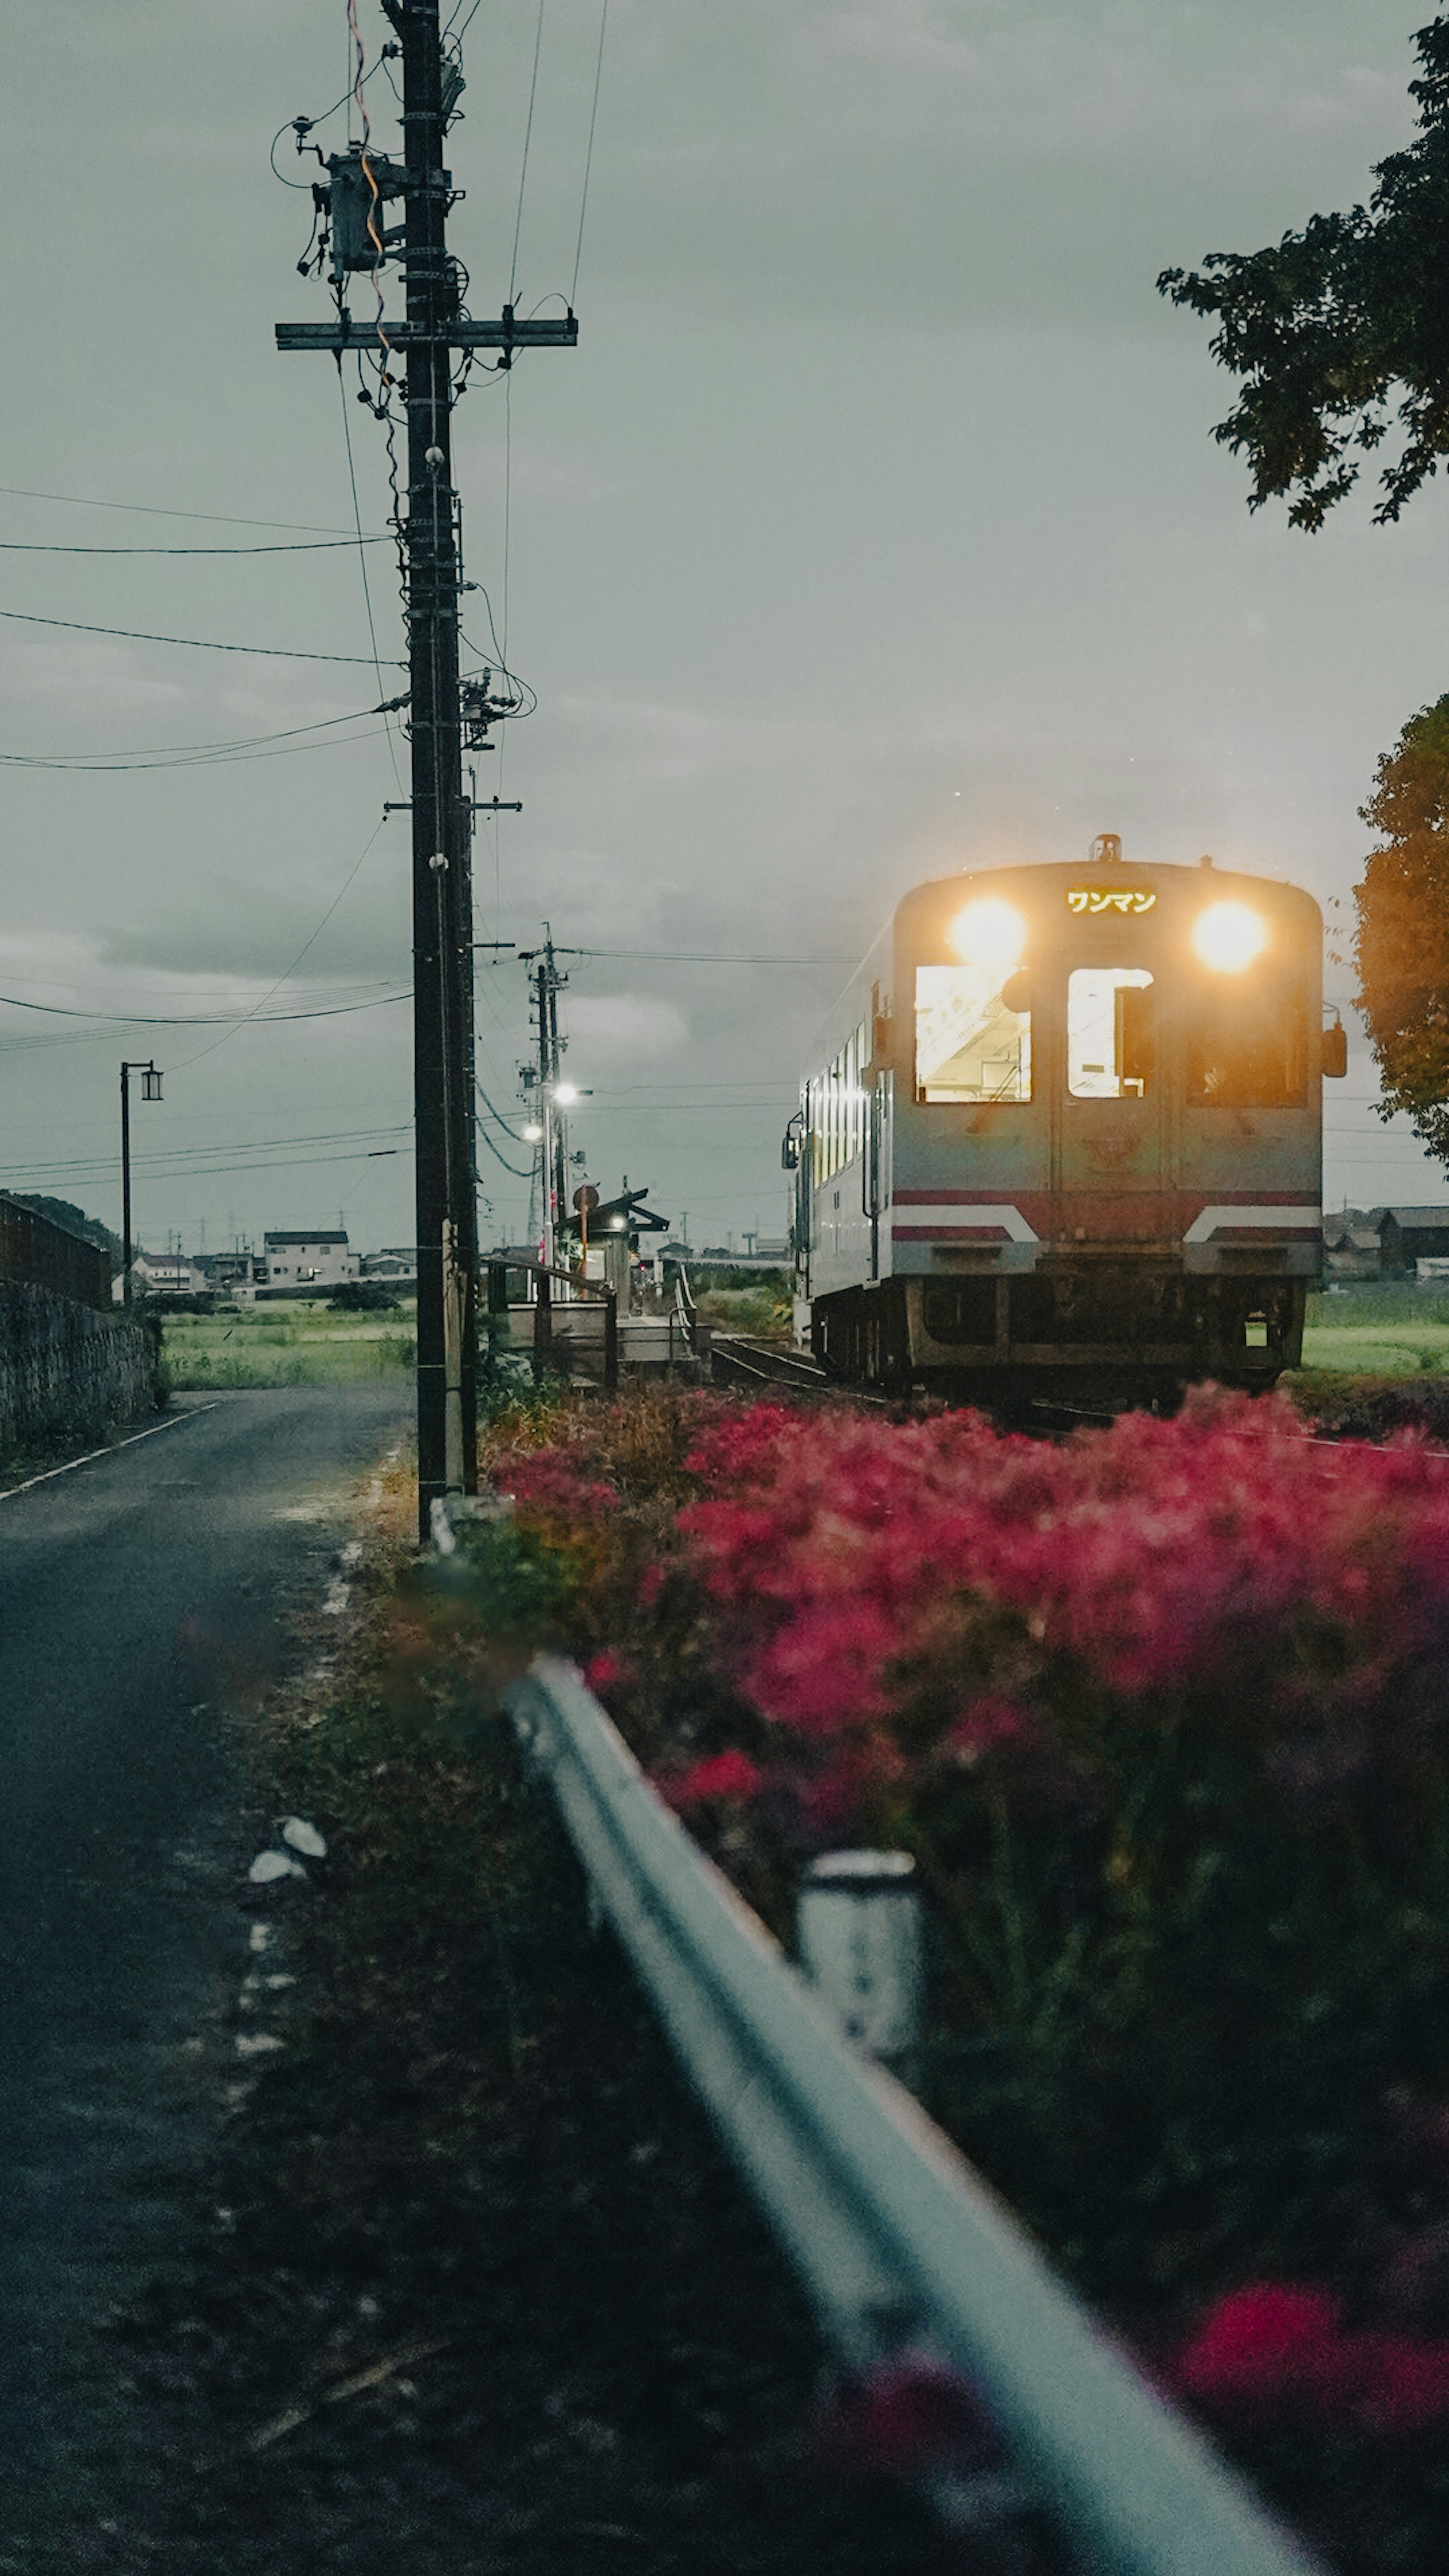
[0,1280,162,1463]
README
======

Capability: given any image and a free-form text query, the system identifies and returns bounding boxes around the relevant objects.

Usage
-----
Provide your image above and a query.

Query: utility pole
[522,932,575,1268]
[276,0,577,1541]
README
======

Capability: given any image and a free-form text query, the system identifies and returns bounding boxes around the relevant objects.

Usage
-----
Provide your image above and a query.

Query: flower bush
[473,1381,1449,2571]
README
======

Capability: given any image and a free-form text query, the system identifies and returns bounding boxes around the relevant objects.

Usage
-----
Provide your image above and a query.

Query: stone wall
[0,1280,163,1462]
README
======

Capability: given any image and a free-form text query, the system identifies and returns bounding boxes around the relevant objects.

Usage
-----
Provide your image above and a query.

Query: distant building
[262,1230,359,1293]
[1322,1213,1382,1281]
[360,1246,417,1287]
[1375,1207,1449,1274]
[123,1252,208,1298]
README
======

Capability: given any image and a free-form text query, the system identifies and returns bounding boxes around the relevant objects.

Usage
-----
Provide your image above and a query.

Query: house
[1322,1213,1382,1281]
[118,1252,209,1299]
[261,1230,360,1295]
[1374,1208,1449,1275]
[360,1246,417,1288]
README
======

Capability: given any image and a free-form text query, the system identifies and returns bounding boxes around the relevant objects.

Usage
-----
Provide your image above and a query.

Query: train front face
[887,854,1324,1398]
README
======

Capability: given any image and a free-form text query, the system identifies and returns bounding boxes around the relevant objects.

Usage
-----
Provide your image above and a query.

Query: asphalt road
[0,1384,411,2518]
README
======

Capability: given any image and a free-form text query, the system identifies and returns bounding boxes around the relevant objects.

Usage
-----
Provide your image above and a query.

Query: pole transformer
[275,0,577,1541]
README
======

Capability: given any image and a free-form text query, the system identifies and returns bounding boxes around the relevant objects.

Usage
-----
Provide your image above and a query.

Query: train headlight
[1191,901,1269,973]
[947,897,1026,979]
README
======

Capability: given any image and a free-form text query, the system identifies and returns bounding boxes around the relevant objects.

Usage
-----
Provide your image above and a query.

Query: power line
[0,988,409,1028]
[525,941,838,967]
[8,1143,417,1186]
[3,1121,412,1177]
[508,0,547,306]
[0,703,402,773]
[474,1117,533,1180]
[0,484,378,535]
[338,368,406,798]
[0,538,389,555]
[0,606,398,666]
[571,0,609,306]
[171,819,392,1072]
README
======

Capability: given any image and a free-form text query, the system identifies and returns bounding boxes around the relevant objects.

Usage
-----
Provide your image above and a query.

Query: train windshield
[915,965,1031,1102]
[1186,975,1307,1107]
[1067,967,1154,1098]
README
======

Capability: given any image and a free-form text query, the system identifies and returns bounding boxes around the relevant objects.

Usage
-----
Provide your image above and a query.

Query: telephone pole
[275,0,577,1539]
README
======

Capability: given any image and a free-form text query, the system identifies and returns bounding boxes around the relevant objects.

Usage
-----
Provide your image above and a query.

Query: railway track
[708,1333,837,1394]
[707,1334,1121,1427]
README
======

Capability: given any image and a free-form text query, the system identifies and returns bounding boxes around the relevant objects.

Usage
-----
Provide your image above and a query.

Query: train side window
[1186,977,1307,1108]
[1067,967,1154,1098]
[915,965,1031,1103]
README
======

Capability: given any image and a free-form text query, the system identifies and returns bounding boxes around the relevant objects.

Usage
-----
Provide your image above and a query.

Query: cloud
[564,993,689,1059]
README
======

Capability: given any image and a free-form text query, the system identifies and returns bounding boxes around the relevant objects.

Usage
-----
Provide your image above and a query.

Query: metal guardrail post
[532,1265,552,1382]
[797,1850,924,2091]
[603,1285,618,1391]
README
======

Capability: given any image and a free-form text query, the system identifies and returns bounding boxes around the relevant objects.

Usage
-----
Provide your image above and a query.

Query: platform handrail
[502,1650,1326,2576]
[671,1260,697,1351]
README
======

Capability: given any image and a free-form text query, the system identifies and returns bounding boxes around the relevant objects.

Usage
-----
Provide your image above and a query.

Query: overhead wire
[0,538,389,556]
[0,703,403,774]
[169,815,393,1072]
[552,946,855,965]
[0,987,408,1027]
[338,369,406,794]
[0,607,398,665]
[571,0,609,306]
[508,0,547,307]
[0,485,379,536]
[3,1121,412,1180]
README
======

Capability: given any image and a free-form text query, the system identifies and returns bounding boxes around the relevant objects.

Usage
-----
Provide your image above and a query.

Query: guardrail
[502,1650,1326,2576]
[483,1258,618,1390]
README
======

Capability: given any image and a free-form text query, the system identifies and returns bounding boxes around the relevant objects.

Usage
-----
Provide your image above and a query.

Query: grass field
[162,1298,416,1389]
[1301,1284,1449,1376]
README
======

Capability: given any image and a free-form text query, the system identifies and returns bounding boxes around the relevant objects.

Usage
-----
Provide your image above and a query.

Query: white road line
[0,1402,220,1501]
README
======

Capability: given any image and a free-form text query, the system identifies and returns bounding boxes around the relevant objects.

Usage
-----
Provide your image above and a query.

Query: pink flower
[1176,2284,1347,2410]
[584,1650,632,1697]
[666,1749,764,1809]
[741,1598,902,1736]
[637,1561,666,1609]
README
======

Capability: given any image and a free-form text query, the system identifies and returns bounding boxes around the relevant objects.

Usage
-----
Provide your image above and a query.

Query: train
[783,834,1345,1409]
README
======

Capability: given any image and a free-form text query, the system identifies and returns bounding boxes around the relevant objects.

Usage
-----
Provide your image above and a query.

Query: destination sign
[1066,888,1157,916]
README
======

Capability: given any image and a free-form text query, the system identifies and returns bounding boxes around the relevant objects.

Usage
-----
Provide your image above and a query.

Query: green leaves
[1159,17,1449,529]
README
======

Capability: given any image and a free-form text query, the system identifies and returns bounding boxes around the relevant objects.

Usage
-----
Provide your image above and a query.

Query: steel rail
[501,1651,1326,2576]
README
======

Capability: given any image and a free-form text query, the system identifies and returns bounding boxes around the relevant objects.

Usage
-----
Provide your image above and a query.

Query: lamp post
[120,1060,163,1306]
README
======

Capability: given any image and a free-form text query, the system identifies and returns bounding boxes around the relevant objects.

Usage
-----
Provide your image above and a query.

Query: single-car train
[784,835,1343,1406]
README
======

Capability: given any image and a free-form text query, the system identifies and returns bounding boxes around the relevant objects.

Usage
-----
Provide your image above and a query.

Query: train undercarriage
[810,1265,1307,1410]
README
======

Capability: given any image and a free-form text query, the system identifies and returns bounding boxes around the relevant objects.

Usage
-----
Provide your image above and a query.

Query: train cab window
[1067,967,1154,1099]
[1186,977,1307,1108]
[915,965,1031,1103]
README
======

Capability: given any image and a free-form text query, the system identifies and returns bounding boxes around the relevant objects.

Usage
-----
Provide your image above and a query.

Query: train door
[863,1073,889,1278]
[1055,962,1166,1207]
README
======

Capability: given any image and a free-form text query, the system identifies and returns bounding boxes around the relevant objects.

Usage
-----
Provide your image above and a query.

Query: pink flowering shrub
[469,1383,1449,2567]
[673,1388,1449,1849]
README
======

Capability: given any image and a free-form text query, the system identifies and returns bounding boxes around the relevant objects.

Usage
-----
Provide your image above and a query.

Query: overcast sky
[0,0,1443,1256]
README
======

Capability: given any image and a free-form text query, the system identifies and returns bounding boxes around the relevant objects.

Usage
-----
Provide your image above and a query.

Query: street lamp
[537,1080,591,1271]
[120,1060,163,1306]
